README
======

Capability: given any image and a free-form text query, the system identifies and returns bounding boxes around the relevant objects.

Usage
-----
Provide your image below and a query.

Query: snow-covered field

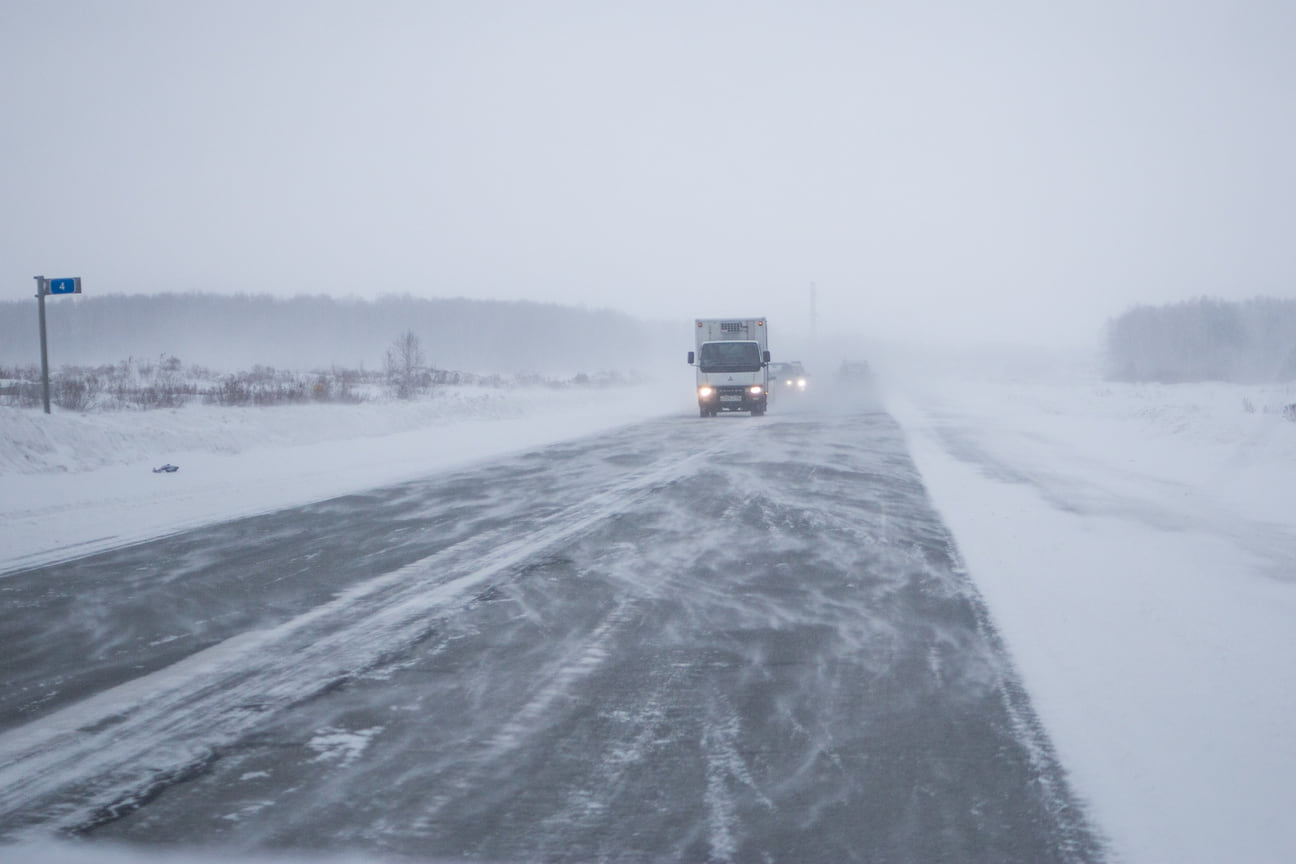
[3,353,1295,862]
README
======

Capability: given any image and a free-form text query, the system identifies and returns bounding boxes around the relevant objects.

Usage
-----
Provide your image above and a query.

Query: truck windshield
[698,341,762,373]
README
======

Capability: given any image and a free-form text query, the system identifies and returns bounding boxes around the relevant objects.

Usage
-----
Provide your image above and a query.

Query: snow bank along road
[0,402,1105,862]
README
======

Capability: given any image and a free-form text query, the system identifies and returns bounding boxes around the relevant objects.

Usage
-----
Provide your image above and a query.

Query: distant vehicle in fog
[837,361,871,382]
[772,361,809,393]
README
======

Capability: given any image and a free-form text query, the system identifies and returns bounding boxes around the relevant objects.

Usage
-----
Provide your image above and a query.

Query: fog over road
[0,399,1104,862]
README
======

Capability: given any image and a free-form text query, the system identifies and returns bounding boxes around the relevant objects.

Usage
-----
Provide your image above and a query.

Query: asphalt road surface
[0,397,1106,862]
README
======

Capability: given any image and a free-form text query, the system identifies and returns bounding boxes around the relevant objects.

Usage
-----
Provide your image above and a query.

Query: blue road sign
[49,277,81,295]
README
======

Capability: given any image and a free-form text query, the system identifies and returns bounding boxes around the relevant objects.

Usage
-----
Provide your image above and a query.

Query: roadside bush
[213,374,253,406]
[385,331,428,400]
[210,370,303,406]
[311,373,332,402]
[0,365,40,408]
[15,380,41,408]
[53,371,100,412]
[329,366,369,403]
[96,355,200,409]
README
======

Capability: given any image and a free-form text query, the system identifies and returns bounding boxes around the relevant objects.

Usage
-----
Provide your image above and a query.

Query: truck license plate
[720,395,741,402]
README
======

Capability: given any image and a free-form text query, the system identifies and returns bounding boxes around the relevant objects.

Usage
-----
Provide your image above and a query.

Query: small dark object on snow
[153,464,180,473]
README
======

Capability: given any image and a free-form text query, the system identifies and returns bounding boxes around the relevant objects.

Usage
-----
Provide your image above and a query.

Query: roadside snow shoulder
[0,384,682,573]
[885,363,1296,864]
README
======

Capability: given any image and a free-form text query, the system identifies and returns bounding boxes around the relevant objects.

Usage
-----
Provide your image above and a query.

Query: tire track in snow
[702,697,776,864]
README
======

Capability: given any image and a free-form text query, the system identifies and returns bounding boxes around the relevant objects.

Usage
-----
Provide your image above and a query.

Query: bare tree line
[0,293,675,375]
[1104,297,1296,383]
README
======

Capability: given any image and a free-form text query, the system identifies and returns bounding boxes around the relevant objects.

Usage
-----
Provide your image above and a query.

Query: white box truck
[687,317,771,417]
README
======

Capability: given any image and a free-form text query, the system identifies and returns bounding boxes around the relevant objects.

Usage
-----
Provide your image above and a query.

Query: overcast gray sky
[3,0,1293,347]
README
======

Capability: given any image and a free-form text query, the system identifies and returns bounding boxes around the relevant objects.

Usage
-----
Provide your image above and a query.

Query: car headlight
[749,385,764,395]
[698,386,714,398]
[797,378,807,389]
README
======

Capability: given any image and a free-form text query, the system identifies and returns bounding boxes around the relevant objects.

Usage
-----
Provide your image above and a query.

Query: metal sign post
[34,275,82,414]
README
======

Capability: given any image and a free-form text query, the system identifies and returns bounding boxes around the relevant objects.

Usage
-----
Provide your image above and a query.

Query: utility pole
[810,282,818,338]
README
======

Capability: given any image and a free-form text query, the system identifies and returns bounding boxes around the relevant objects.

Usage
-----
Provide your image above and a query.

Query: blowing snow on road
[0,393,1101,862]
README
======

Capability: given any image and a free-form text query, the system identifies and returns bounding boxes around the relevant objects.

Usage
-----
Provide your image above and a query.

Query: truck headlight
[797,378,807,389]
[698,386,714,399]
[749,385,764,395]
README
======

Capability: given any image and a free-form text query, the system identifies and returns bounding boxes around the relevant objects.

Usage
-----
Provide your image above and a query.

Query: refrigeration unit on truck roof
[695,318,767,343]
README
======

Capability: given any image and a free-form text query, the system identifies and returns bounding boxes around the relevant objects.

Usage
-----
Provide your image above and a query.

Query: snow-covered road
[0,401,1101,862]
